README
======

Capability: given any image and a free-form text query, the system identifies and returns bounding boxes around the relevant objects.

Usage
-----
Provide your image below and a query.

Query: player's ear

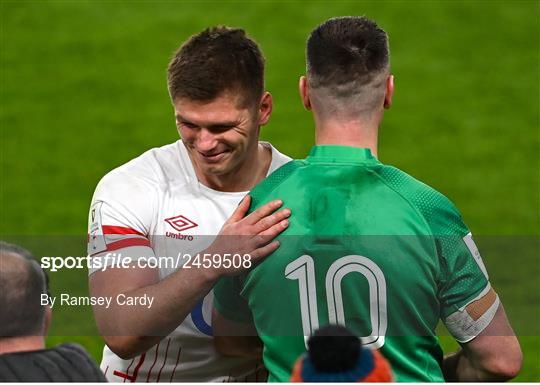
[257,91,272,126]
[384,75,394,109]
[299,76,312,110]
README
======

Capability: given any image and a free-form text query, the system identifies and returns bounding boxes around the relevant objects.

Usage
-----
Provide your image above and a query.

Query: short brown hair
[306,16,389,114]
[167,26,265,107]
[307,16,389,89]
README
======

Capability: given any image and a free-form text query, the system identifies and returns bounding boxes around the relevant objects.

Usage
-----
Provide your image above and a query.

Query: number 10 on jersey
[285,254,387,349]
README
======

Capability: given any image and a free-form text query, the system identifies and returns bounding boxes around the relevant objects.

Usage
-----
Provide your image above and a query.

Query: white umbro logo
[165,215,198,232]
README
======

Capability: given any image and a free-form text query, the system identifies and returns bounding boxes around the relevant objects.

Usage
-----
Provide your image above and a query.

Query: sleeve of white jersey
[87,171,156,275]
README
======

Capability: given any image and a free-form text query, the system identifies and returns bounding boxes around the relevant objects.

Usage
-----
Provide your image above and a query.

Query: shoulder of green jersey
[376,165,468,236]
[250,160,305,208]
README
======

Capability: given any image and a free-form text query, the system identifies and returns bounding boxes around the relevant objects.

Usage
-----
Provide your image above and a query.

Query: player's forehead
[173,91,253,126]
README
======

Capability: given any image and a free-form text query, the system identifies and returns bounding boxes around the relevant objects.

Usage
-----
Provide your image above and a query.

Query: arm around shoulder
[88,172,215,358]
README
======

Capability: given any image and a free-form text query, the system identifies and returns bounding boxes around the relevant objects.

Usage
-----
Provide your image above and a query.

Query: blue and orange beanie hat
[290,325,393,382]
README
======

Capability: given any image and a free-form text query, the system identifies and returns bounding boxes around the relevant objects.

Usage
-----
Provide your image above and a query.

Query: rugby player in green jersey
[212,16,522,382]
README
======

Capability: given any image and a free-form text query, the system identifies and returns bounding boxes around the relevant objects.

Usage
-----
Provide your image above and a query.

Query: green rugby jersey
[214,145,491,382]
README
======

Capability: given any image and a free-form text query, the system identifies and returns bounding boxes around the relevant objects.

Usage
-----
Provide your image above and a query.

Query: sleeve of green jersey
[213,275,253,323]
[378,166,493,323]
[376,166,497,343]
[422,192,499,343]
[426,197,491,317]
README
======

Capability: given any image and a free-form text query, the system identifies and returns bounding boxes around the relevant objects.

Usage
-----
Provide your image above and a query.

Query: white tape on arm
[444,285,500,343]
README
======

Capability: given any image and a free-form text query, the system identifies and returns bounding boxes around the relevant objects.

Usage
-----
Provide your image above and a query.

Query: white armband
[444,285,500,343]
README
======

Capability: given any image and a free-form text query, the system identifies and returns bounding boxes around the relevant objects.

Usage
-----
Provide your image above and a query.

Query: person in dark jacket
[0,241,106,382]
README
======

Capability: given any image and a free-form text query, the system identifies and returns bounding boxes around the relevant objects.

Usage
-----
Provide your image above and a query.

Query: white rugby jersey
[87,140,291,382]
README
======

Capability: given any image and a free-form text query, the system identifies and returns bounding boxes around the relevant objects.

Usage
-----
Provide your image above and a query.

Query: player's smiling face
[174,91,271,187]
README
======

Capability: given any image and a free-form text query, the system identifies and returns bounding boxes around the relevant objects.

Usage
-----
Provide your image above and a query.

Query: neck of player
[198,142,272,192]
[0,336,45,354]
[314,114,380,158]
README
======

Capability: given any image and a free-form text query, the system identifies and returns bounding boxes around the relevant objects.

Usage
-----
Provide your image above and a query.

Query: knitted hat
[290,325,393,382]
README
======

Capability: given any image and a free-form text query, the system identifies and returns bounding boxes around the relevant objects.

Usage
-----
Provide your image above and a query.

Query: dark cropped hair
[167,26,265,107]
[0,241,50,337]
[307,16,389,91]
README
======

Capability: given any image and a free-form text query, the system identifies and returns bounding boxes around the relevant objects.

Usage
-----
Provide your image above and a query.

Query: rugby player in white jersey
[87,27,292,382]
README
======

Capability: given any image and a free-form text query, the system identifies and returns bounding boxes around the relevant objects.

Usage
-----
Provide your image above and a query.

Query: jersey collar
[307,145,379,164]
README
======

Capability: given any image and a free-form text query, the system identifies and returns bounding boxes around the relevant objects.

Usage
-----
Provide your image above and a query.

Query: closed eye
[209,124,236,132]
[178,121,198,129]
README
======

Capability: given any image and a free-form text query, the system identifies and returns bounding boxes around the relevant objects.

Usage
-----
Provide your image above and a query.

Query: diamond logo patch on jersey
[88,201,107,254]
[165,215,198,232]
